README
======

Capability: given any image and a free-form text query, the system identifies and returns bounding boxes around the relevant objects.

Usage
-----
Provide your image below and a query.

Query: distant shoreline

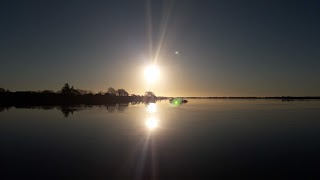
[0,92,165,106]
[182,96,320,99]
[1,91,319,107]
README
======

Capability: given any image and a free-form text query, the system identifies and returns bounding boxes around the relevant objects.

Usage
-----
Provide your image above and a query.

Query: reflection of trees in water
[59,107,74,117]
[143,100,157,106]
[11,106,80,117]
[106,103,129,113]
[39,106,55,110]
[1,103,132,117]
[57,106,85,118]
[118,103,129,112]
[59,103,130,117]
[106,104,118,113]
[1,106,52,112]
[12,106,56,110]
[130,102,141,105]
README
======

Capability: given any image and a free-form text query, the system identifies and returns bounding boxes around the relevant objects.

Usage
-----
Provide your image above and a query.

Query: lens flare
[170,97,182,106]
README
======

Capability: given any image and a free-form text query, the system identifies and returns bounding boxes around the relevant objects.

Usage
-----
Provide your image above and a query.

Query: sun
[144,65,160,83]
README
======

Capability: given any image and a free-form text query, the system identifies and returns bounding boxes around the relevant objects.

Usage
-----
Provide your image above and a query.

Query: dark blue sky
[1,0,319,96]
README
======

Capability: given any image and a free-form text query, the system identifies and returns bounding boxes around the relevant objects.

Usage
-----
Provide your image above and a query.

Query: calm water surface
[1,99,320,179]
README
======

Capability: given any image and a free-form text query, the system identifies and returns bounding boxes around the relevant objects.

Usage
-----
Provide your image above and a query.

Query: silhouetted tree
[97,91,105,95]
[74,89,86,95]
[61,83,71,94]
[145,91,156,98]
[116,89,129,96]
[71,87,81,95]
[0,88,5,92]
[107,87,117,96]
[60,83,81,95]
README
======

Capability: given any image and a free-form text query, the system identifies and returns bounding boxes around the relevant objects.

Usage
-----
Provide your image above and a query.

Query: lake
[1,99,320,179]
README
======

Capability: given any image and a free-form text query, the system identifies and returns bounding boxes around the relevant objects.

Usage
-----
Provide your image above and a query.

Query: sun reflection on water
[145,103,160,131]
[145,117,159,130]
[146,103,157,113]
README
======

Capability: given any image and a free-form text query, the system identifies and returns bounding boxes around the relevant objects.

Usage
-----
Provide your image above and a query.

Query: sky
[0,0,319,97]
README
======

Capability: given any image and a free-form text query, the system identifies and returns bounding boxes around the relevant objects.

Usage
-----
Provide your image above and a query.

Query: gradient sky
[1,0,319,97]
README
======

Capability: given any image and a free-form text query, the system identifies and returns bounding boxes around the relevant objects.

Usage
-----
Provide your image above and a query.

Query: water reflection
[106,103,129,113]
[118,103,129,112]
[145,103,160,131]
[58,106,81,117]
[145,117,159,130]
[106,104,118,113]
[0,103,131,117]
[145,103,157,113]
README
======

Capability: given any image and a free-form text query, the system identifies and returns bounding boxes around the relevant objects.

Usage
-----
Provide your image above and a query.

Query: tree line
[0,83,164,106]
[0,83,157,98]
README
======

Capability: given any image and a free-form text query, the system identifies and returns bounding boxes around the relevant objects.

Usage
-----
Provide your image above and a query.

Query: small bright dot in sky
[144,65,160,83]
[175,51,179,55]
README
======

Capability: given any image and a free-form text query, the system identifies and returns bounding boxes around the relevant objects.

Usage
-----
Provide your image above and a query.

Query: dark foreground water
[1,99,320,179]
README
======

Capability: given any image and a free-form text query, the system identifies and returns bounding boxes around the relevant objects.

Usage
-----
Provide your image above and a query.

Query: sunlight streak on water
[146,103,157,113]
[145,117,159,130]
[145,103,159,131]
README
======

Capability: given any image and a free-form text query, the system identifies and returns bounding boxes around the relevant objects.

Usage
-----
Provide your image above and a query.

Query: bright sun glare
[146,103,157,113]
[145,117,159,130]
[144,65,160,83]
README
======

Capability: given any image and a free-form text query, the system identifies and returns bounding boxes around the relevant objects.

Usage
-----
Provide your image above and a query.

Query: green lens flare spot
[170,98,183,106]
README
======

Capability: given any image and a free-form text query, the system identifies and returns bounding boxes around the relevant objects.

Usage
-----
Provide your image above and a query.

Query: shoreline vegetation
[0,83,164,106]
[1,83,320,106]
